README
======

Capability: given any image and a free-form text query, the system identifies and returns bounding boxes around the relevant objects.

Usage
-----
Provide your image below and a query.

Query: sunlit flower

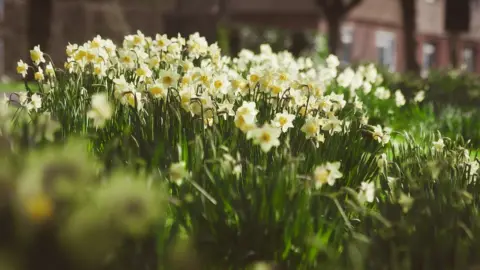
[34,67,45,82]
[326,54,340,69]
[16,60,29,78]
[28,93,42,112]
[432,138,445,152]
[235,101,258,133]
[169,161,189,185]
[374,86,391,100]
[322,115,343,134]
[135,63,153,80]
[217,100,235,120]
[158,69,180,89]
[154,34,171,52]
[45,63,55,77]
[87,93,113,127]
[148,80,168,99]
[30,45,46,65]
[271,112,295,133]
[337,67,355,88]
[414,90,425,103]
[372,125,390,145]
[248,124,281,152]
[93,62,107,78]
[313,161,343,189]
[358,181,375,203]
[395,90,406,107]
[301,116,323,139]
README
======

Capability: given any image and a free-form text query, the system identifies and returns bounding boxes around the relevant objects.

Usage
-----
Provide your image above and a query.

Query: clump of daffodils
[14,31,410,157]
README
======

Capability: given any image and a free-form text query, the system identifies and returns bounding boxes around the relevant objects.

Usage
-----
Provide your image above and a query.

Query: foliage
[2,31,480,269]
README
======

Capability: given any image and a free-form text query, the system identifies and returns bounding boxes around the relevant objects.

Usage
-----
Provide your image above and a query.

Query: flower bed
[0,31,479,269]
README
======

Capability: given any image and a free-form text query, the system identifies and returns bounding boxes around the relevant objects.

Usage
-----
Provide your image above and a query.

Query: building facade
[1,0,480,77]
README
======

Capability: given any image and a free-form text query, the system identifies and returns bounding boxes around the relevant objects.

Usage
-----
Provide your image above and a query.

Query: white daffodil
[248,124,281,153]
[326,54,340,69]
[313,161,343,189]
[30,45,46,65]
[374,87,391,100]
[395,90,406,107]
[148,80,168,100]
[169,161,189,186]
[16,60,28,78]
[372,125,391,145]
[87,93,113,128]
[301,116,323,139]
[30,94,42,112]
[34,67,45,82]
[358,181,375,203]
[414,90,425,103]
[271,112,295,133]
[322,115,343,134]
[158,69,180,89]
[234,101,258,133]
[432,138,445,152]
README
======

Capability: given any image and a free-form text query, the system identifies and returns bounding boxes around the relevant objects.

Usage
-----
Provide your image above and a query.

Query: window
[422,42,437,77]
[463,46,476,72]
[375,30,396,72]
[340,25,353,64]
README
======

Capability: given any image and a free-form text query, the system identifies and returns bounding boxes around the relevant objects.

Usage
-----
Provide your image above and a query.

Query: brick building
[1,0,480,77]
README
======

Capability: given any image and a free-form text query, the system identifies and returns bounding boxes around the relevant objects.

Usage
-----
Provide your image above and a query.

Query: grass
[0,81,37,92]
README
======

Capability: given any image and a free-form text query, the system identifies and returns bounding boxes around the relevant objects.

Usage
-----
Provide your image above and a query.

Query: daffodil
[322,115,343,134]
[87,93,113,128]
[148,80,168,99]
[34,67,45,82]
[313,162,343,189]
[158,69,180,89]
[16,60,28,78]
[301,116,322,139]
[234,101,258,133]
[272,112,295,133]
[30,45,46,65]
[358,181,375,203]
[29,93,42,112]
[135,63,153,80]
[414,90,425,103]
[169,161,189,185]
[45,62,55,77]
[248,124,281,153]
[432,138,445,152]
[395,90,406,107]
[372,125,390,145]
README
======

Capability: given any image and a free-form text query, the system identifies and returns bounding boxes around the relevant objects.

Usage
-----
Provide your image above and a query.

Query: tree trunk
[400,0,420,74]
[26,0,53,81]
[448,31,460,68]
[27,0,52,56]
[326,15,341,56]
[291,31,308,57]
